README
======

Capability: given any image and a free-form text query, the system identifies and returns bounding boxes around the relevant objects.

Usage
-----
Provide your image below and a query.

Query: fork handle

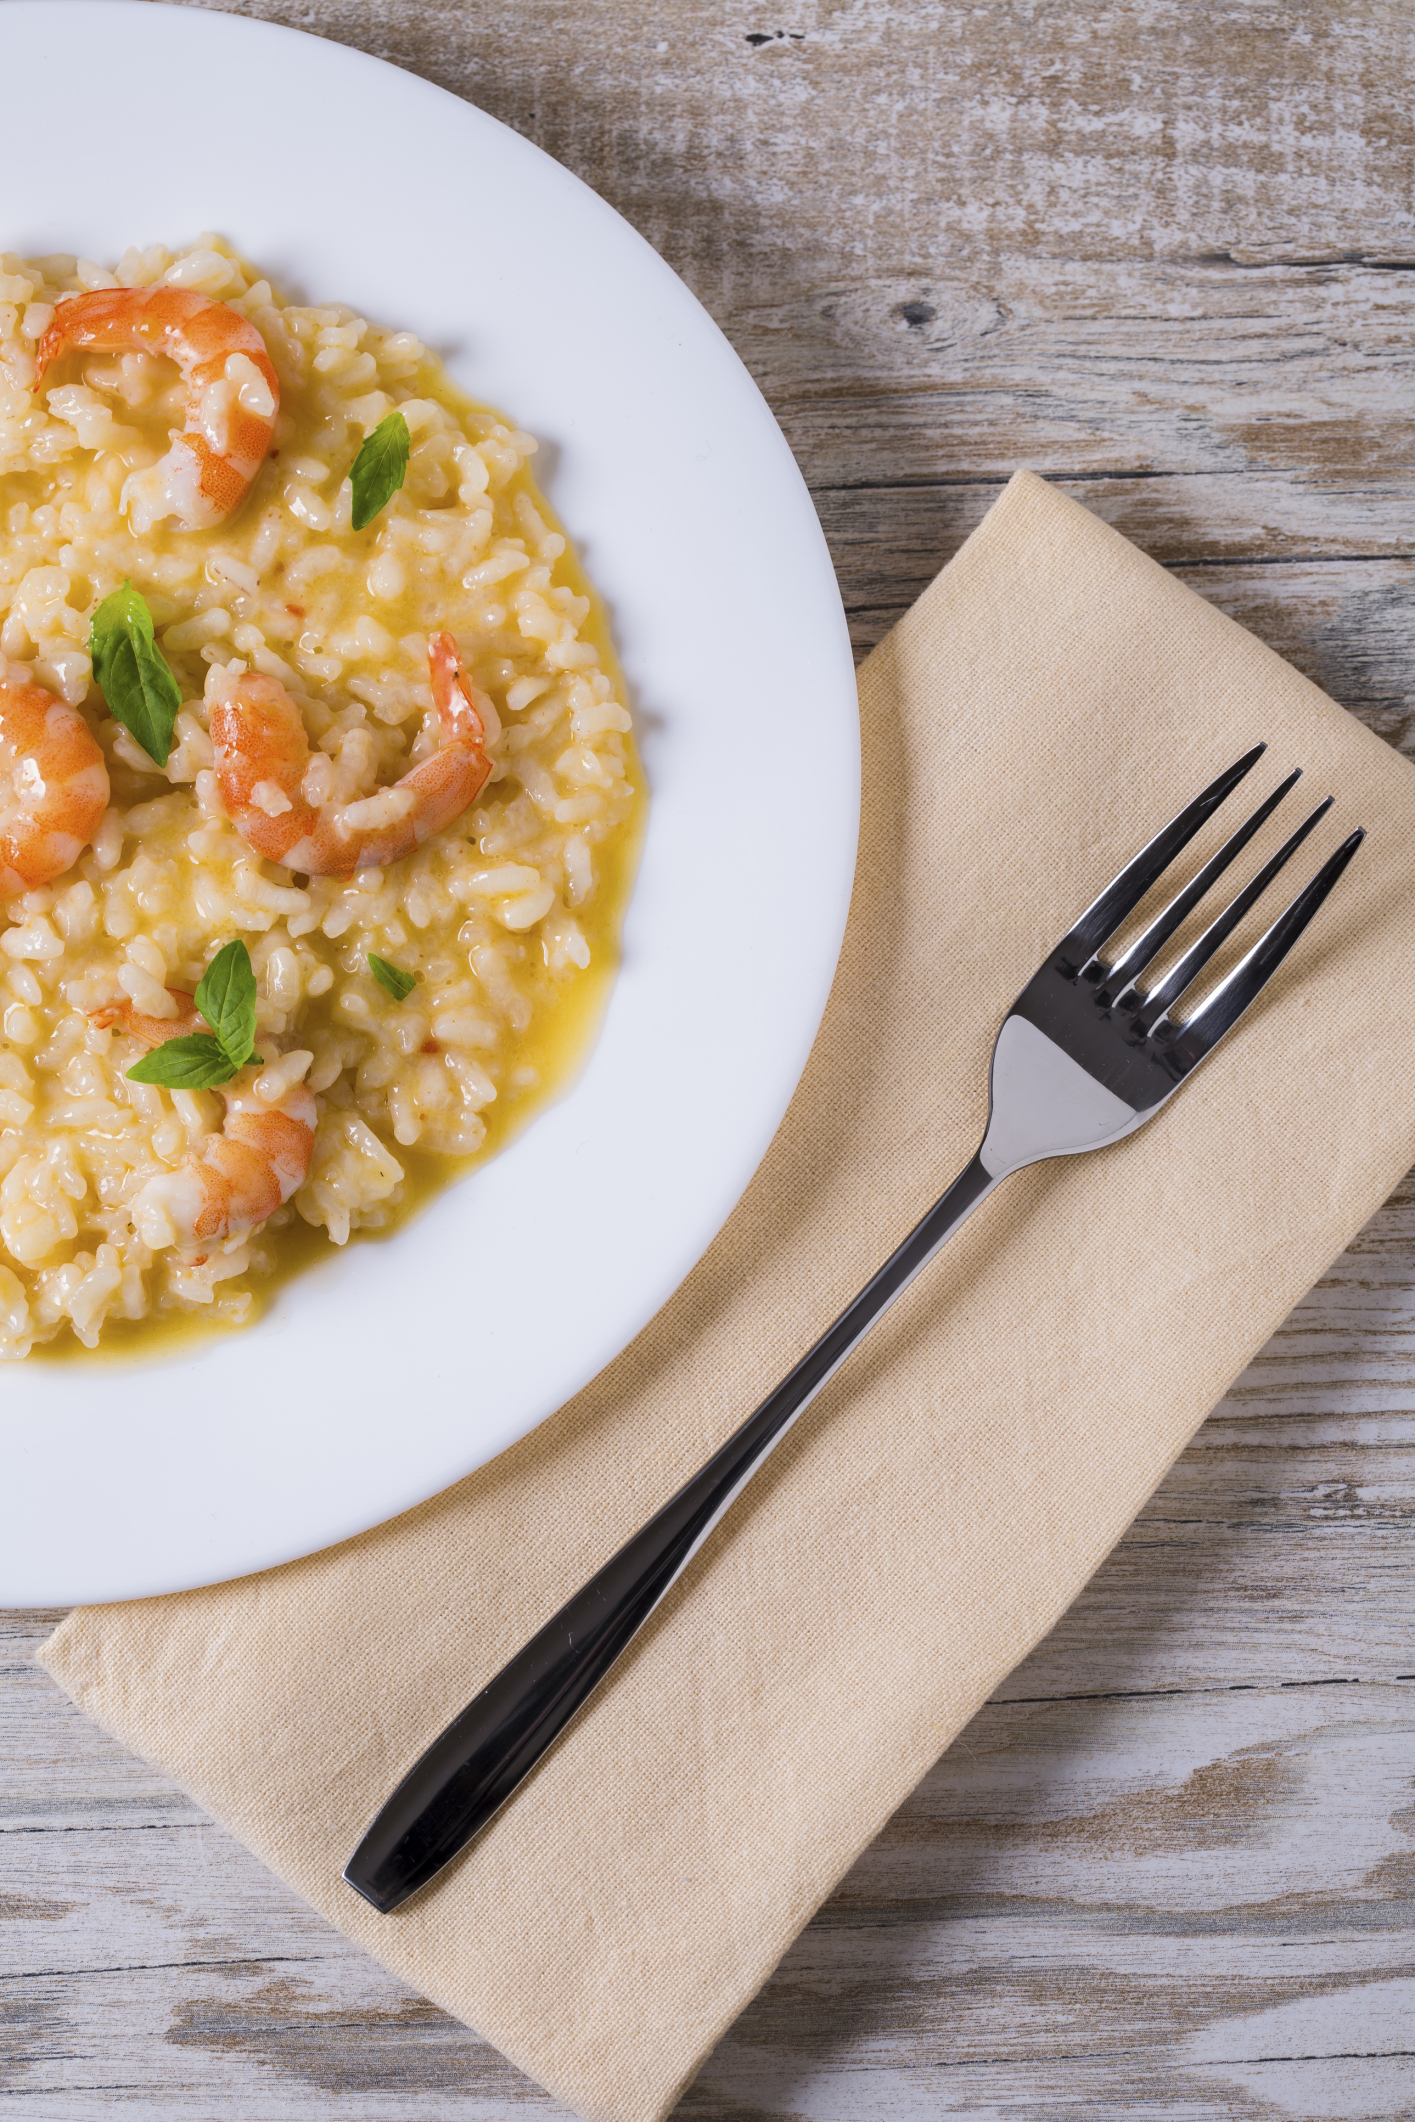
[344,1149,1000,1913]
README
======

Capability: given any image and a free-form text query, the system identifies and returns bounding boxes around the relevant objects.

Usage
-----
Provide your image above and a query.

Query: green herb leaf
[368,953,418,1002]
[121,941,261,1090]
[126,1034,238,1090]
[89,581,183,768]
[349,411,411,531]
[194,939,260,1069]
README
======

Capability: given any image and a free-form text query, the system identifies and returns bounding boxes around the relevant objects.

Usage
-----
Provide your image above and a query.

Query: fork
[345,746,1363,1915]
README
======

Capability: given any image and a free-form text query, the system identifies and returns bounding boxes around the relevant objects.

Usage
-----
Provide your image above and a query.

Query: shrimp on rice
[34,286,279,532]
[0,672,109,895]
[210,630,494,874]
[94,995,317,1249]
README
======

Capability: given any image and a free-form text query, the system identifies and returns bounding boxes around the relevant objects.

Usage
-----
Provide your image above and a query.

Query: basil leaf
[89,581,183,768]
[126,1034,237,1090]
[123,940,262,1089]
[350,411,410,531]
[368,953,418,1002]
[195,939,259,1069]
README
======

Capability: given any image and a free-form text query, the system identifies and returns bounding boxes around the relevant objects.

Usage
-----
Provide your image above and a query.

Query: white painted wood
[3,0,1414,2112]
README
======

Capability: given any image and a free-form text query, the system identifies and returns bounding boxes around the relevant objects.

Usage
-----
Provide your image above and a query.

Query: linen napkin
[40,470,1415,2122]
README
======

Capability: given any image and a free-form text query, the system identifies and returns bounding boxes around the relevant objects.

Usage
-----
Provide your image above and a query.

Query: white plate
[0,0,859,1605]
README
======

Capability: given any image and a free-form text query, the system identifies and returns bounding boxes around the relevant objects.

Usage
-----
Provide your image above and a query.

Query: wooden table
[4,3,1413,2112]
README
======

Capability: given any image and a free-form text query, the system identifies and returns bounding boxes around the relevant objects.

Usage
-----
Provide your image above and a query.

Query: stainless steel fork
[346,747,1363,1914]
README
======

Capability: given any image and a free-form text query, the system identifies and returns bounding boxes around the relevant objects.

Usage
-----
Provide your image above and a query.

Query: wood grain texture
[5,0,1415,2114]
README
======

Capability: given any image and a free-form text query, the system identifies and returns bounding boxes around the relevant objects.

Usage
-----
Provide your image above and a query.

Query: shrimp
[130,1075,316,1249]
[34,287,280,533]
[89,988,203,1046]
[210,631,493,874]
[0,673,109,895]
[96,996,316,1247]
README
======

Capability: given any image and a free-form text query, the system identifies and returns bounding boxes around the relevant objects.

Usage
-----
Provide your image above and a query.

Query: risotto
[0,235,640,1358]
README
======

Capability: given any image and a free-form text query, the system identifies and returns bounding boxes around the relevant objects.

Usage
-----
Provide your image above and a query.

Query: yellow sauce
[36,464,644,1366]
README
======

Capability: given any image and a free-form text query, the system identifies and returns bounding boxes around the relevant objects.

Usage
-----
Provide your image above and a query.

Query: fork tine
[1062,745,1266,967]
[1134,794,1334,1025]
[1152,827,1364,1065]
[1102,767,1303,1001]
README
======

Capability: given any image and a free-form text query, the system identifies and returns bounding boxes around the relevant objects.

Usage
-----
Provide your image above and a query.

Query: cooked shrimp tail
[211,631,493,874]
[34,287,279,532]
[0,673,109,894]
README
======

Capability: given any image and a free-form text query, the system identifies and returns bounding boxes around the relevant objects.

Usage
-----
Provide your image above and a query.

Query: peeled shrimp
[34,287,279,532]
[210,631,493,874]
[96,996,316,1247]
[0,673,109,894]
[130,1075,316,1249]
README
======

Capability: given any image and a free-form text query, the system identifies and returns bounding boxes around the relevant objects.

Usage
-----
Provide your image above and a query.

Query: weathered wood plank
[6,1626,1413,2114]
[2,1964,557,2116]
[738,260,1415,488]
[213,0,1415,274]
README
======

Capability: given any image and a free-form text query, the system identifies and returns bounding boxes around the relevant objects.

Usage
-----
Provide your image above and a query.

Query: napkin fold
[41,471,1415,2122]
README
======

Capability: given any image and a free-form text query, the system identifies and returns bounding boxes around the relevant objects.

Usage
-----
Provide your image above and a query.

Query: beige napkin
[41,471,1415,2122]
